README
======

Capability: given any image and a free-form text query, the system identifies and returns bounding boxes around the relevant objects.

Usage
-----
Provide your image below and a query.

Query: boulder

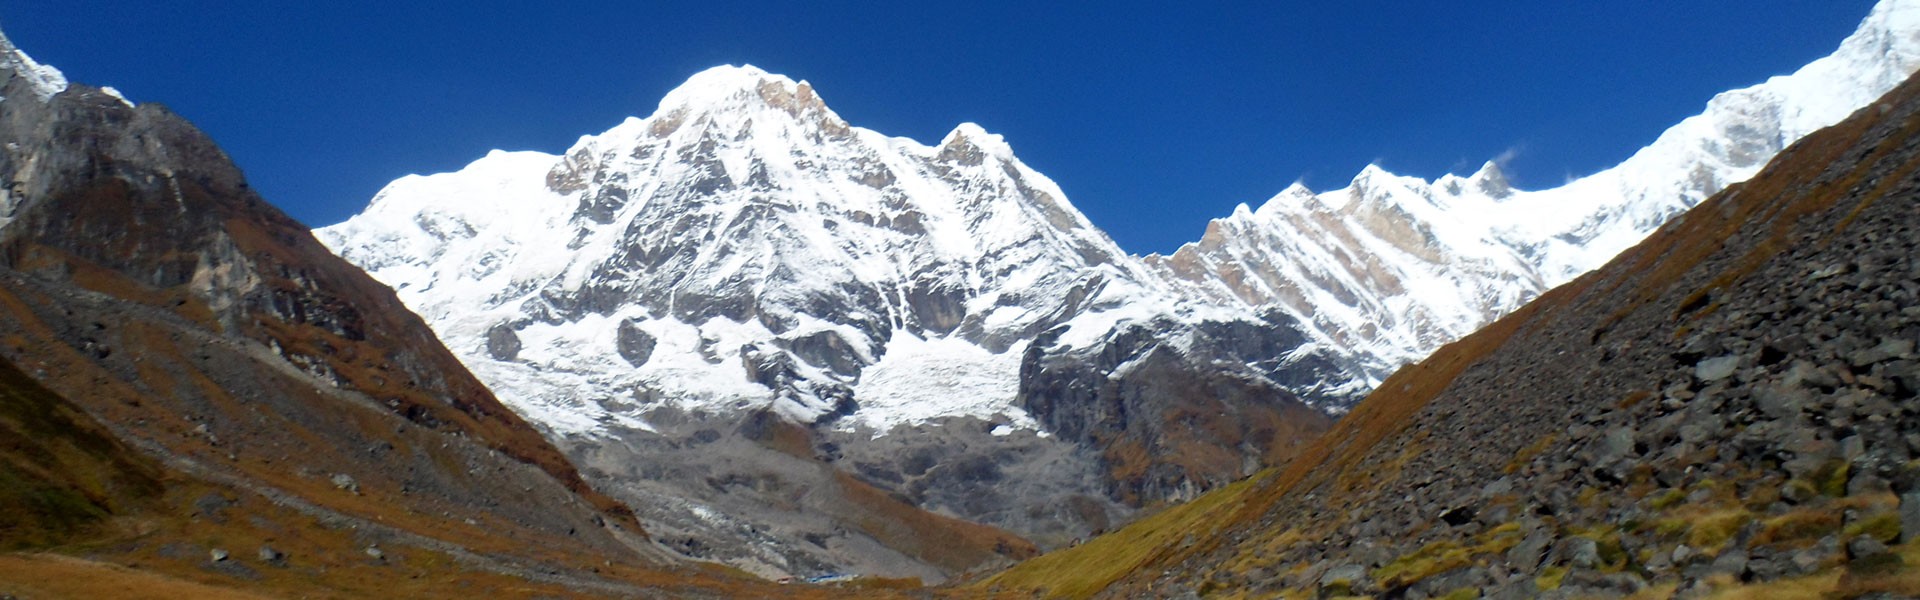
[1900,492,1919,544]
[1695,355,1740,382]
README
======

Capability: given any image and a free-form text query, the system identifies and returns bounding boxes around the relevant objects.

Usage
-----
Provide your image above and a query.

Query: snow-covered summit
[0,30,68,102]
[648,64,846,132]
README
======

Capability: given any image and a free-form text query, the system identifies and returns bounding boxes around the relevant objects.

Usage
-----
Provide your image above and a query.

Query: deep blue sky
[4,1,1879,255]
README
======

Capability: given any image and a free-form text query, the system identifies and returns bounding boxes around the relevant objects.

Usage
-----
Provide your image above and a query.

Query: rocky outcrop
[563,409,1043,584]
[1019,315,1335,505]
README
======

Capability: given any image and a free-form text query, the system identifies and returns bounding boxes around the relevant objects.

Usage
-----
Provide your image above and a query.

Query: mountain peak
[0,29,68,102]
[1468,160,1514,198]
[663,64,785,101]
[651,64,841,130]
[1355,162,1389,176]
[1346,163,1409,199]
[1251,182,1317,218]
[937,122,1015,163]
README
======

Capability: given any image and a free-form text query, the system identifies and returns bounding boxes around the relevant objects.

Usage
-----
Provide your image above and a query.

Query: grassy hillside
[0,352,163,549]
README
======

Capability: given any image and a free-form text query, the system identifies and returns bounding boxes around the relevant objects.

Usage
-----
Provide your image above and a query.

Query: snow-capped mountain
[1156,0,1920,372]
[321,66,1341,579]
[0,32,65,103]
[1148,162,1543,377]
[324,65,1224,435]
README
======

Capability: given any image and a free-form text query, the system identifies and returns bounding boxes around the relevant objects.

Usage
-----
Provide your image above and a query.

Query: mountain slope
[988,59,1920,600]
[0,350,163,551]
[1153,0,1920,385]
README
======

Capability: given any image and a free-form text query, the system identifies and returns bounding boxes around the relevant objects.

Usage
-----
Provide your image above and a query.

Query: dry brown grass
[0,553,274,600]
[832,470,1039,573]
[1701,527,1920,600]
[972,475,1264,599]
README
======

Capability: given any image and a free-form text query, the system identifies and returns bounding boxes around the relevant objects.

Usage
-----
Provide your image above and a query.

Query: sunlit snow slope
[1154,0,1920,376]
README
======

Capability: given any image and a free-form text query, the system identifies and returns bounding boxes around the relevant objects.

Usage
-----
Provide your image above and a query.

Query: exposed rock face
[1001,56,1920,600]
[486,322,523,361]
[1019,315,1335,505]
[320,65,1344,578]
[0,30,662,586]
[615,318,656,367]
[564,410,1041,583]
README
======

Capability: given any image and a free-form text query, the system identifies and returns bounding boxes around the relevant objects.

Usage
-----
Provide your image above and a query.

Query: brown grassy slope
[0,553,275,600]
[0,323,909,599]
[0,72,673,569]
[0,470,916,599]
[833,469,1040,573]
[0,352,164,550]
[981,63,1920,600]
[0,255,652,579]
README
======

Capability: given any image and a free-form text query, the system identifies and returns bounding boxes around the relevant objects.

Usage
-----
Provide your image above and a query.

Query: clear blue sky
[5,1,1878,255]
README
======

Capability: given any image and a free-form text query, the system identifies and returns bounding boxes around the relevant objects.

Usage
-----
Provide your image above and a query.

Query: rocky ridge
[1153,0,1920,385]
